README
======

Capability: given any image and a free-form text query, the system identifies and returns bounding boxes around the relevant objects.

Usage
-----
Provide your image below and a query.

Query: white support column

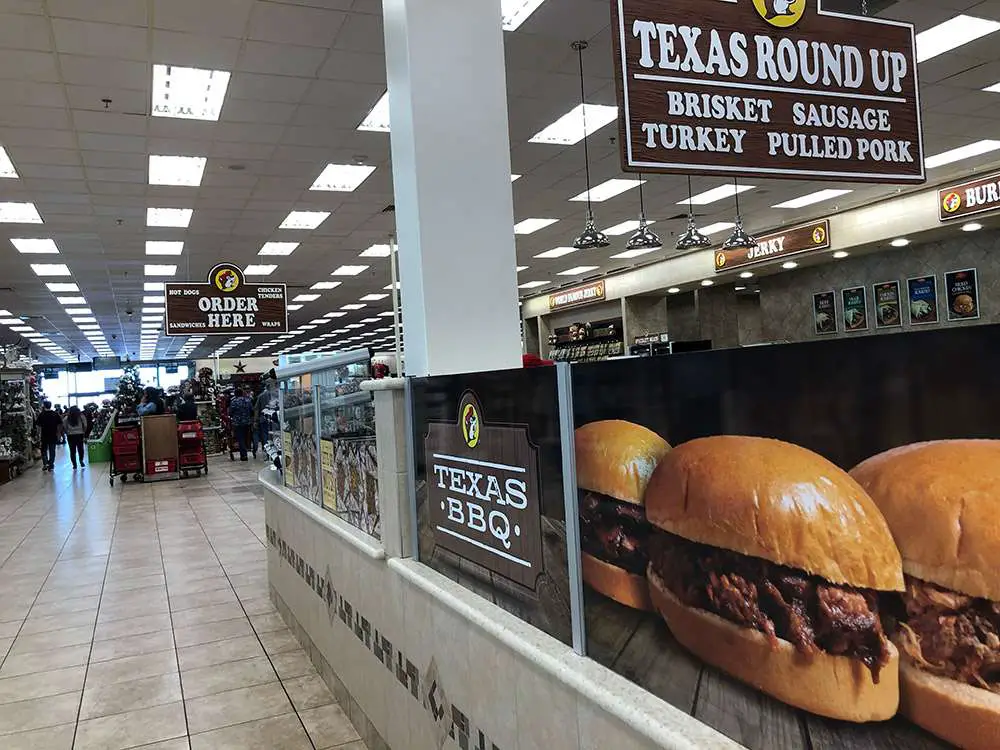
[383,0,522,377]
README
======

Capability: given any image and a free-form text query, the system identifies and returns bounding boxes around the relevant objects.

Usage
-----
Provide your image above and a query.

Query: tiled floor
[0,448,367,750]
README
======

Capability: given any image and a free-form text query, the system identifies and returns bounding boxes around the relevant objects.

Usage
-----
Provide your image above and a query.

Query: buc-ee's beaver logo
[715,251,727,269]
[942,191,963,214]
[753,0,806,28]
[213,267,240,293]
[812,226,827,244]
[461,401,480,449]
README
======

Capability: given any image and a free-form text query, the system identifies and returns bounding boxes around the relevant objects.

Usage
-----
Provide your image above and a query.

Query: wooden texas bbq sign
[165,263,288,336]
[611,0,925,183]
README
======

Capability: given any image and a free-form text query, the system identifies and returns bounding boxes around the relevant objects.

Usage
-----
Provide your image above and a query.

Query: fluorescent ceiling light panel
[310,319,328,325]
[604,219,658,236]
[11,238,58,254]
[915,15,1000,63]
[310,282,341,290]
[258,242,299,256]
[72,317,97,324]
[145,241,184,256]
[0,147,17,178]
[324,312,347,318]
[358,92,390,132]
[359,244,391,258]
[244,264,277,276]
[310,164,376,192]
[31,263,70,276]
[518,280,548,289]
[773,189,853,209]
[514,218,559,235]
[0,202,42,223]
[558,266,600,276]
[341,304,366,311]
[287,304,303,311]
[511,174,522,182]
[534,246,576,259]
[501,0,547,31]
[331,265,368,276]
[529,104,618,145]
[570,179,643,203]
[148,155,207,187]
[65,307,92,315]
[279,210,330,230]
[611,247,659,259]
[346,323,364,329]
[146,208,192,228]
[701,222,737,235]
[46,282,78,292]
[359,293,388,301]
[143,296,166,305]
[142,307,165,314]
[378,311,395,317]
[151,64,230,121]
[144,282,165,292]
[56,296,86,305]
[293,294,320,302]
[679,183,756,206]
[144,264,176,276]
[925,140,1000,169]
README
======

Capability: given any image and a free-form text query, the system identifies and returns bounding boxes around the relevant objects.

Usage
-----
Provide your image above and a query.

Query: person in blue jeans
[228,388,254,461]
[37,401,62,472]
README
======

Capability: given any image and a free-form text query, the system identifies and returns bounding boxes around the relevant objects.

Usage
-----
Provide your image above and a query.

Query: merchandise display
[548,318,624,362]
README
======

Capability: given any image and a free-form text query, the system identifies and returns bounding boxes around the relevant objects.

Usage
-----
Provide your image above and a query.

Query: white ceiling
[0,0,999,361]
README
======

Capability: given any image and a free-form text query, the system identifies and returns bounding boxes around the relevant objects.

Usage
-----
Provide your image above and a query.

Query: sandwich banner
[569,323,1000,750]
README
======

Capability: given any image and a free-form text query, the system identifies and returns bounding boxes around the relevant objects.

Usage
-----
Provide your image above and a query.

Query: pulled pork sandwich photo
[852,440,1000,750]
[575,420,670,610]
[644,435,904,721]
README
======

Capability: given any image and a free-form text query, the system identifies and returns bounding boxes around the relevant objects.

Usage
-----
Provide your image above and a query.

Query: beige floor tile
[168,587,239,613]
[180,655,278,699]
[0,665,86,705]
[269,650,316,680]
[0,691,81,736]
[84,649,178,688]
[73,701,187,750]
[299,703,361,749]
[80,672,182,720]
[0,643,91,678]
[188,712,311,749]
[19,610,96,635]
[131,739,191,750]
[28,595,100,617]
[281,673,335,711]
[177,635,265,671]
[0,722,75,749]
[170,603,245,629]
[8,625,94,656]
[185,681,293,734]
[248,612,286,633]
[91,629,175,663]
[94,612,173,640]
[0,619,22,639]
[172,617,253,649]
[258,629,300,656]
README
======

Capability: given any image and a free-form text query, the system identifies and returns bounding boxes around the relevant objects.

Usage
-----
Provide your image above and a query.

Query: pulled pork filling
[649,531,891,683]
[897,577,1000,693]
[578,491,649,575]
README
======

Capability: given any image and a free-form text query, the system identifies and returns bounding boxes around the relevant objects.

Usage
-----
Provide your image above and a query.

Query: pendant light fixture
[675,176,712,251]
[625,174,662,252]
[722,177,758,251]
[571,40,610,251]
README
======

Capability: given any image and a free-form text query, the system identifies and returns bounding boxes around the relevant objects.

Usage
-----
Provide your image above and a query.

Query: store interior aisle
[0,456,367,750]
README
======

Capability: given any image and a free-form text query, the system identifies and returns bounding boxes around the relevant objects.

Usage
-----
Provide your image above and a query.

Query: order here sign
[165,263,288,336]
[610,0,925,183]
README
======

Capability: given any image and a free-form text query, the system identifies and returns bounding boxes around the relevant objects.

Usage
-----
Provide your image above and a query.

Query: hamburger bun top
[851,440,1000,601]
[575,420,670,506]
[646,436,903,591]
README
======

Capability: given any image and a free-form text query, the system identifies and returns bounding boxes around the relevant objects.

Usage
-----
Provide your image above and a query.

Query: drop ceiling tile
[0,12,51,50]
[152,0,254,37]
[317,50,385,83]
[52,19,148,61]
[66,85,146,114]
[59,55,148,89]
[213,122,287,145]
[17,164,86,181]
[1,128,76,149]
[236,40,327,77]
[77,132,147,153]
[210,141,277,161]
[87,181,147,196]
[0,1,44,14]
[48,0,148,25]
[332,11,382,53]
[247,1,347,48]
[223,99,297,125]
[227,73,312,104]
[152,29,243,70]
[84,167,146,184]
[72,109,148,136]
[80,150,147,170]
[0,49,58,82]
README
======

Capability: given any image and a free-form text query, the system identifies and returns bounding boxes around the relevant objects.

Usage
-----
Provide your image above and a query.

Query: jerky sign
[165,263,288,336]
[549,281,606,311]
[611,0,924,183]
[424,392,543,590]
[715,219,830,271]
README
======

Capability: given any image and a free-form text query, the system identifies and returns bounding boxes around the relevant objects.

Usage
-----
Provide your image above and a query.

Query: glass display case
[276,348,380,538]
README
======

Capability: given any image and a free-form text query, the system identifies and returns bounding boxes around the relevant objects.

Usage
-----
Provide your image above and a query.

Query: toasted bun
[646,436,903,591]
[898,653,1000,750]
[851,440,1000,601]
[575,420,670,505]
[649,568,899,722]
[581,552,652,611]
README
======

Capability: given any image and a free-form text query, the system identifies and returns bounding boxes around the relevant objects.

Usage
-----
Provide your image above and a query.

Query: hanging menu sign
[939,171,1000,221]
[715,220,829,272]
[165,263,288,336]
[548,280,606,311]
[611,0,924,183]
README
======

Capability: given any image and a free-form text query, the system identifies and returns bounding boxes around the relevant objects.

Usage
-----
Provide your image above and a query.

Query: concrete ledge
[361,377,405,392]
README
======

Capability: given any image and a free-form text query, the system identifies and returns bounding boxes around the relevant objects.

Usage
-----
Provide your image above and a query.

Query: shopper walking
[37,401,62,472]
[254,379,277,452]
[228,388,254,461]
[176,392,198,422]
[63,405,88,469]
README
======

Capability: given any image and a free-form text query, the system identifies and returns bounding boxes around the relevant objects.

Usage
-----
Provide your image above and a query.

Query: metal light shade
[722,218,758,251]
[626,217,662,251]
[573,212,610,250]
[675,216,713,250]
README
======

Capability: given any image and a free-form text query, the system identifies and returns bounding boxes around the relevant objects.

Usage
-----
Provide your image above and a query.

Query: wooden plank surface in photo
[806,715,951,750]
[695,669,808,750]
